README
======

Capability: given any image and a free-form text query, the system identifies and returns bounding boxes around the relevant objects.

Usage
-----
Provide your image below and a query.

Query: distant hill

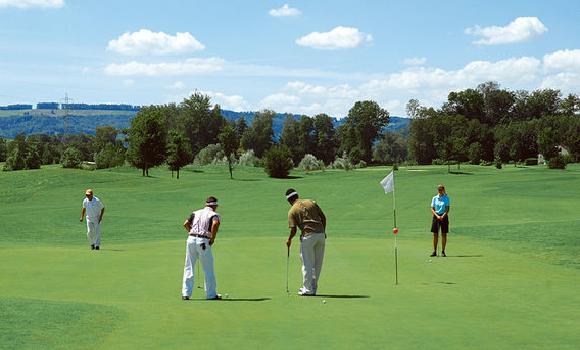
[0,108,410,139]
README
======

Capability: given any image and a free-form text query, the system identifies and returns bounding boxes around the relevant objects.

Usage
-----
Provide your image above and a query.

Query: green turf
[1,164,579,349]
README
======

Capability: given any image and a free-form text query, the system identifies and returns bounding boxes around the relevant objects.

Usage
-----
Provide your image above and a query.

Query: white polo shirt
[83,196,104,220]
[188,207,221,236]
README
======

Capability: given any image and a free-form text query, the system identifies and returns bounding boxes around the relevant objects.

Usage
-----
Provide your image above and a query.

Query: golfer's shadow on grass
[313,294,370,299]
[220,298,271,302]
[445,255,483,258]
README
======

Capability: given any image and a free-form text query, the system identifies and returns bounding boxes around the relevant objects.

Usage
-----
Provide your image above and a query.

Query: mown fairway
[1,164,579,349]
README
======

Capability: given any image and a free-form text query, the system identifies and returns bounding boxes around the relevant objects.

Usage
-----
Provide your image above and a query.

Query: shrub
[562,154,574,165]
[95,145,125,169]
[238,149,258,167]
[356,160,367,169]
[524,158,538,166]
[3,148,26,171]
[548,155,567,169]
[264,145,293,178]
[25,143,42,169]
[298,154,324,172]
[347,147,364,164]
[61,146,83,169]
[432,158,445,165]
[194,144,224,166]
[332,153,353,171]
[211,156,229,166]
[479,160,493,166]
[494,156,502,169]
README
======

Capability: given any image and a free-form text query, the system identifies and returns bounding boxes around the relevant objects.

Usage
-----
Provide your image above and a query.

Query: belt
[189,234,210,239]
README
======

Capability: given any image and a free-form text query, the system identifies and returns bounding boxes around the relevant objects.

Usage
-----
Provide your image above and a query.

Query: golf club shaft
[286,246,290,293]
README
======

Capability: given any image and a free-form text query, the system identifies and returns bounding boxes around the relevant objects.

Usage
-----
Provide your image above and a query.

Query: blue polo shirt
[431,194,450,215]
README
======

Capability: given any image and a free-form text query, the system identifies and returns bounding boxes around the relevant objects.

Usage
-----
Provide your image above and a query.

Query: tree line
[407,82,579,171]
[2,82,578,176]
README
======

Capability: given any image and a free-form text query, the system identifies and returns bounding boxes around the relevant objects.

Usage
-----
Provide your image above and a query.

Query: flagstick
[393,173,398,285]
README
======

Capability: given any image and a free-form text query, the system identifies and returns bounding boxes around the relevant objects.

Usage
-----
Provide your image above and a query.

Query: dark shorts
[431,215,449,234]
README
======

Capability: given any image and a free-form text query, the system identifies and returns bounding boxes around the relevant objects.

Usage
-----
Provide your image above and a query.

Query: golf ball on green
[322,300,326,304]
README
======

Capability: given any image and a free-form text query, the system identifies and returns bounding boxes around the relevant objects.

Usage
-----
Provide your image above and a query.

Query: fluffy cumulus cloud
[543,49,580,71]
[362,57,541,92]
[268,53,569,116]
[104,58,225,76]
[202,91,249,112]
[540,72,580,91]
[269,4,301,17]
[0,0,63,8]
[265,50,579,116]
[465,17,548,45]
[403,57,427,66]
[259,93,300,109]
[107,29,204,56]
[101,48,580,117]
[296,26,373,50]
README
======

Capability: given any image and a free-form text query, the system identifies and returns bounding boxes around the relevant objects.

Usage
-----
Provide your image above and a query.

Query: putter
[286,245,290,294]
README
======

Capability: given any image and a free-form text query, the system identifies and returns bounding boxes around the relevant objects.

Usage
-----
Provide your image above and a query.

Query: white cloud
[269,4,301,17]
[0,0,63,8]
[272,55,552,117]
[465,17,548,45]
[362,57,541,92]
[543,49,580,72]
[99,48,579,117]
[107,29,204,56]
[296,26,373,50]
[202,91,249,112]
[104,58,225,76]
[259,93,300,110]
[403,57,427,66]
[286,81,327,95]
[540,73,580,92]
[166,81,186,90]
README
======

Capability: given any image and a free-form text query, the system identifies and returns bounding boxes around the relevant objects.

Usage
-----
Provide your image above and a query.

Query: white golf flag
[380,171,394,194]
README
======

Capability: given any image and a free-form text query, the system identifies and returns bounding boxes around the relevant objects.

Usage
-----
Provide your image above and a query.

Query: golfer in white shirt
[181,196,222,300]
[80,189,105,250]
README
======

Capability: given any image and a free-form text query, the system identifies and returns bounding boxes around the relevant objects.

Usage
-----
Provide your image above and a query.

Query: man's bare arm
[183,220,192,233]
[209,218,220,245]
[286,227,297,248]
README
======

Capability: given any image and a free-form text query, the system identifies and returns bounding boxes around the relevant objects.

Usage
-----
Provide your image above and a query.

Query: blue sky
[1,0,579,117]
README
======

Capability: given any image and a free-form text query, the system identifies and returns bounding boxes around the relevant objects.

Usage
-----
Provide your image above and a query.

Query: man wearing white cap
[80,189,105,250]
[181,196,222,300]
[285,188,327,296]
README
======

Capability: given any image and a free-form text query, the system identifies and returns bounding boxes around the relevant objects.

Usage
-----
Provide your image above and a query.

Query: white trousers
[86,219,101,246]
[182,236,217,299]
[300,232,326,294]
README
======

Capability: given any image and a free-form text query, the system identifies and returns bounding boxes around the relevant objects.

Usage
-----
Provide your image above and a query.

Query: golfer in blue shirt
[430,184,450,257]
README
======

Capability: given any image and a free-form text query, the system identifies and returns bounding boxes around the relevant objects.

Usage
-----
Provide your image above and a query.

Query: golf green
[1,164,579,349]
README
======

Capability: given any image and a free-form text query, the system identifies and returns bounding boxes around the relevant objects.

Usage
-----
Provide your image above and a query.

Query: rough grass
[0,298,122,349]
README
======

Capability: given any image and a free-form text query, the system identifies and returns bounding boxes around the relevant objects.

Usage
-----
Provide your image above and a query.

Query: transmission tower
[61,93,73,143]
